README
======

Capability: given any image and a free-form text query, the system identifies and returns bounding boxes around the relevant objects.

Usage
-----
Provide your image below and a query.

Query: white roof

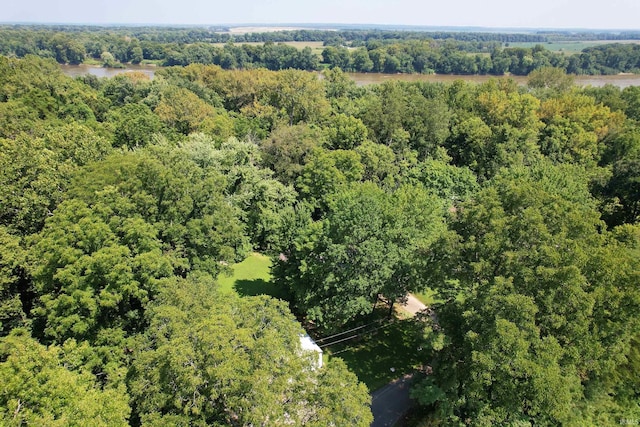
[299,333,322,353]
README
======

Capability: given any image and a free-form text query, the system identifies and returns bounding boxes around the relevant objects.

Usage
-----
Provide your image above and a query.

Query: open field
[226,26,317,34]
[217,252,289,299]
[212,40,326,55]
[505,39,640,53]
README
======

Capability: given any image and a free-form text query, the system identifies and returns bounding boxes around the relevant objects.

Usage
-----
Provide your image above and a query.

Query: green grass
[505,40,640,54]
[82,58,102,66]
[217,252,289,300]
[413,289,440,306]
[212,41,326,55]
[324,316,429,391]
[219,254,431,391]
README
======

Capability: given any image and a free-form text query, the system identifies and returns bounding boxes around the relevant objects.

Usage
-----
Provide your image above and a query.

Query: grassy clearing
[212,41,326,55]
[217,252,289,300]
[505,40,640,54]
[413,289,440,306]
[226,27,316,34]
[140,59,163,66]
[324,314,429,391]
[219,253,431,392]
[82,58,102,66]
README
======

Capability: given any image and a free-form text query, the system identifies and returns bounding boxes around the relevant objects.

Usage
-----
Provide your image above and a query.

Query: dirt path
[399,294,428,316]
[369,294,432,426]
[370,374,415,427]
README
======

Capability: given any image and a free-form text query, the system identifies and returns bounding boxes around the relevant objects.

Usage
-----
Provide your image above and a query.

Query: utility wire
[329,347,354,356]
[319,334,361,348]
[318,321,396,348]
[314,318,384,343]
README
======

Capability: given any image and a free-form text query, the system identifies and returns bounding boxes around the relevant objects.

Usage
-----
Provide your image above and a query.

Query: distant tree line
[2,26,640,75]
[543,30,640,41]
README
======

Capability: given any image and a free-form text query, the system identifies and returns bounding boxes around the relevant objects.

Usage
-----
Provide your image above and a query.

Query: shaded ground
[218,257,433,426]
[367,294,434,426]
[371,374,415,427]
[325,314,426,391]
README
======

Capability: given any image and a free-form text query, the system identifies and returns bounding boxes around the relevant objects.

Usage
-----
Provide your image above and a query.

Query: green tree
[100,51,118,68]
[598,125,640,226]
[259,123,324,185]
[527,66,575,93]
[0,124,110,235]
[154,86,216,135]
[447,80,544,179]
[0,228,28,336]
[414,283,579,425]
[129,276,372,426]
[268,69,330,126]
[181,134,298,252]
[605,152,640,225]
[324,113,369,150]
[275,182,444,329]
[322,67,359,100]
[355,140,401,187]
[351,48,374,72]
[622,86,640,121]
[538,93,624,167]
[297,148,364,211]
[360,81,451,158]
[408,158,479,202]
[419,163,640,424]
[29,198,173,342]
[101,72,153,107]
[0,134,71,235]
[322,46,352,70]
[0,331,130,426]
[107,103,163,148]
[68,144,250,276]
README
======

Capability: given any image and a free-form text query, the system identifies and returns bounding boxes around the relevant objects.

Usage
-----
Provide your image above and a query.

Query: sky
[1,0,640,30]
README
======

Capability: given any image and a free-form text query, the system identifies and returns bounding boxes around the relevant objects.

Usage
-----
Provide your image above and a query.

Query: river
[59,64,157,79]
[59,64,640,88]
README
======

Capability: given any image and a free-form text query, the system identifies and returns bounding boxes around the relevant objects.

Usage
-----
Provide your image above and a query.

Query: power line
[329,347,354,356]
[314,318,384,343]
[318,320,396,348]
[319,334,361,348]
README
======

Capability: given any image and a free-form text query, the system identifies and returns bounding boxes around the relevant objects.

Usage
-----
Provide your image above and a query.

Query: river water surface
[59,64,157,79]
[59,64,640,88]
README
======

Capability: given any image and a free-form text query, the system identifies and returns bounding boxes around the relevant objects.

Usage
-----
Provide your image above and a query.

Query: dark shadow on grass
[233,279,290,301]
[327,317,430,391]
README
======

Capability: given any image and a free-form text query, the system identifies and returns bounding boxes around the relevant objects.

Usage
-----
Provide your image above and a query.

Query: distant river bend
[60,64,640,88]
[59,64,157,79]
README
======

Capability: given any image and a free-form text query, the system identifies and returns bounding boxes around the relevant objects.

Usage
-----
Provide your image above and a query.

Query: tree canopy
[0,54,638,425]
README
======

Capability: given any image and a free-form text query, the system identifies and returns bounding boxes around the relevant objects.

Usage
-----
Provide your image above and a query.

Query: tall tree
[417,163,640,424]
[268,69,330,126]
[181,134,298,252]
[274,182,444,329]
[0,331,130,426]
[128,276,372,426]
[0,228,28,337]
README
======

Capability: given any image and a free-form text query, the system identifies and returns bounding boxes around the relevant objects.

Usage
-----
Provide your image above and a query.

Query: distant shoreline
[58,64,640,88]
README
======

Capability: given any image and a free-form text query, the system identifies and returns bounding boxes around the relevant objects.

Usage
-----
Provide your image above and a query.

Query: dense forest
[0,52,639,425]
[3,25,640,74]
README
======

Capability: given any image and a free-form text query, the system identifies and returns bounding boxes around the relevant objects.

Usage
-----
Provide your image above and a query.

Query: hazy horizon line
[2,21,639,33]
